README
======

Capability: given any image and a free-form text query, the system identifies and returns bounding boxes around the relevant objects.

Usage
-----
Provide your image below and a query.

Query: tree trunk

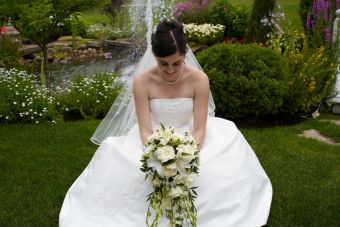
[40,44,48,87]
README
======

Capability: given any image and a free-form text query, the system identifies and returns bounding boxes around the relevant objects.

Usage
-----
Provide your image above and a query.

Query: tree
[14,0,100,86]
[245,0,276,44]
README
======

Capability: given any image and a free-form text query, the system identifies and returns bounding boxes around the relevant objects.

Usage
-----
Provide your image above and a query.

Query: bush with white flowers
[54,72,122,120]
[184,23,225,46]
[86,24,131,40]
[0,68,123,123]
[0,68,56,123]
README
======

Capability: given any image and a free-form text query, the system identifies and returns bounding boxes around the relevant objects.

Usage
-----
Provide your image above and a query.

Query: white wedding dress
[59,98,272,227]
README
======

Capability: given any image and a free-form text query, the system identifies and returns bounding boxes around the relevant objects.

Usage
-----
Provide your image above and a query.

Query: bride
[59,20,272,226]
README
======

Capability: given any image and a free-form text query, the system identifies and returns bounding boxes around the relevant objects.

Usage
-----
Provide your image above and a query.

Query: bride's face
[155,51,185,79]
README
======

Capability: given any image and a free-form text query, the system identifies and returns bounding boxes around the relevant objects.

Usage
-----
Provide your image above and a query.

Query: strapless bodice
[149,98,193,130]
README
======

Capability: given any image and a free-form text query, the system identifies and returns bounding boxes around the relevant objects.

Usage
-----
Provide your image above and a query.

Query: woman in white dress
[59,20,272,227]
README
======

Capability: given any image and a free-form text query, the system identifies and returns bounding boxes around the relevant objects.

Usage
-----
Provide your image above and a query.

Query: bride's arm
[133,73,152,144]
[193,71,210,149]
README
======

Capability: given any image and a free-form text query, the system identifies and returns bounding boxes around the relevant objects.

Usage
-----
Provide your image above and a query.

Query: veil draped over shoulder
[91,45,215,145]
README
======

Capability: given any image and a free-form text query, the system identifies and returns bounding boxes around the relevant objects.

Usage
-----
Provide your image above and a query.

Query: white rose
[155,146,176,163]
[174,175,185,185]
[183,173,198,186]
[147,133,160,144]
[151,176,162,187]
[177,144,196,163]
[168,186,185,198]
[163,167,177,177]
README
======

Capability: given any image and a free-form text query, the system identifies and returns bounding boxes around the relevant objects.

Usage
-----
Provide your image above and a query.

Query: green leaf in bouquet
[161,159,176,166]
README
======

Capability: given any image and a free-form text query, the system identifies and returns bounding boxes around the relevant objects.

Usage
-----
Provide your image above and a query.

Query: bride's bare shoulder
[186,64,209,84]
[133,65,158,85]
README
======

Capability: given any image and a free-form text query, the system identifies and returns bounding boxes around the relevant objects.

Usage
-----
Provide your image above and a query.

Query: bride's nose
[165,66,175,74]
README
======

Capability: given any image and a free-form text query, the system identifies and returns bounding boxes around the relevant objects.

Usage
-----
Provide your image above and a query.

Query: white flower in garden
[155,146,176,163]
[22,103,25,107]
[13,102,17,105]
[35,121,39,124]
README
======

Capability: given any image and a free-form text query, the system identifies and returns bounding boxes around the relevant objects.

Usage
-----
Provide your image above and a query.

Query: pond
[47,46,138,85]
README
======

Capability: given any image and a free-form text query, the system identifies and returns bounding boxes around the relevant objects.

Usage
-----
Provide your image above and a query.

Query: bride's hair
[151,19,187,57]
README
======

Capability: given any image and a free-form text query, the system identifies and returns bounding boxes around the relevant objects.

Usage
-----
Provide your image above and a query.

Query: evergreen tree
[245,0,276,44]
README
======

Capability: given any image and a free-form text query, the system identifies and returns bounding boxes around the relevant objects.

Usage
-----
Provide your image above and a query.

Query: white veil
[91,0,215,145]
[90,44,216,145]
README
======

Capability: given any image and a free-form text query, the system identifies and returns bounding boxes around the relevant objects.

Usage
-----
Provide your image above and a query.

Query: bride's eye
[173,61,182,66]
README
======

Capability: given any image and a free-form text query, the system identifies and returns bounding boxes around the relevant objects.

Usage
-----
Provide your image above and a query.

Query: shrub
[174,0,249,38]
[267,30,336,113]
[184,23,225,46]
[0,68,57,123]
[54,15,88,38]
[54,72,122,120]
[0,36,23,69]
[173,0,212,25]
[208,0,249,38]
[197,43,288,119]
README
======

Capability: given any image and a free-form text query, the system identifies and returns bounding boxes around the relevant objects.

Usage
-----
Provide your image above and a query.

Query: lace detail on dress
[150,98,193,129]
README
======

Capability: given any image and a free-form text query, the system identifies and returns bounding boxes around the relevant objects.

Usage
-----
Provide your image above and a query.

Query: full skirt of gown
[59,98,272,227]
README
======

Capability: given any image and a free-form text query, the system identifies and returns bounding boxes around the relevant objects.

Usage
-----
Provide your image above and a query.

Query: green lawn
[80,8,111,26]
[0,115,339,226]
[229,0,303,31]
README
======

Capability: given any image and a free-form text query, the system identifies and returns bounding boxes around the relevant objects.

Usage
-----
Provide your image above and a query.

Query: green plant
[245,0,276,43]
[54,14,88,39]
[173,0,212,25]
[0,68,57,123]
[54,72,122,120]
[0,36,23,69]
[303,0,340,49]
[197,43,288,119]
[208,0,250,37]
[184,23,225,46]
[267,29,336,114]
[15,0,100,86]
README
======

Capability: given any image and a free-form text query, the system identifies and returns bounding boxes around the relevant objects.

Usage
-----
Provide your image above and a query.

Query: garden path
[300,125,340,145]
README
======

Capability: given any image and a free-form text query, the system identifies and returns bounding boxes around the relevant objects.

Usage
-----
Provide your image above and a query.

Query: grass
[229,0,303,32]
[0,114,339,226]
[80,8,111,26]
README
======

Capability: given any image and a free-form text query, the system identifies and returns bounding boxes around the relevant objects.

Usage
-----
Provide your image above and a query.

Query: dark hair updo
[151,19,187,57]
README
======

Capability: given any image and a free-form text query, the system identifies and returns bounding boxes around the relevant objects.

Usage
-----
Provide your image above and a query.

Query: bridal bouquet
[140,124,200,227]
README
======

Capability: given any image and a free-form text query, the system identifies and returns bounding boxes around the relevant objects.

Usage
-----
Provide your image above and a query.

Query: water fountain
[48,0,175,84]
[330,9,340,114]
